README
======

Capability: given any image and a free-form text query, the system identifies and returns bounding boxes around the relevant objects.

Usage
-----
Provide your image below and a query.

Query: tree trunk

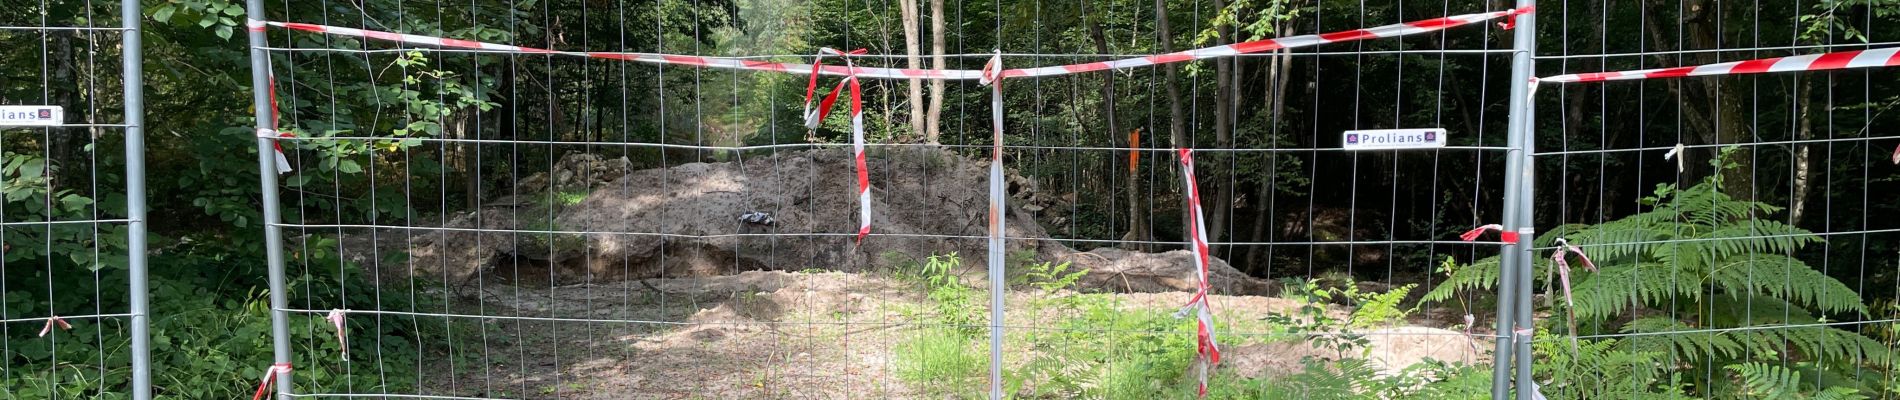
[899,0,926,142]
[1208,0,1235,247]
[1087,12,1146,251]
[1649,0,1754,199]
[1790,77,1814,226]
[925,0,946,145]
[49,31,82,187]
[1243,22,1296,273]
[1153,0,1192,239]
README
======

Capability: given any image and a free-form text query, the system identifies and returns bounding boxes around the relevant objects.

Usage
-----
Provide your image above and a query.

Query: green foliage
[1,235,475,397]
[896,253,985,337]
[1727,363,1867,400]
[1425,167,1886,397]
[1533,337,1692,399]
[894,328,986,389]
[1013,259,1087,295]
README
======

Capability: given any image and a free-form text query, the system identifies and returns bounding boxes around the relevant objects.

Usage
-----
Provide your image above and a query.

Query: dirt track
[406,270,1484,399]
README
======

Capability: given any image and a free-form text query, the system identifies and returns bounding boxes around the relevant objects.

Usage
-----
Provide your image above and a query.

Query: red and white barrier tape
[255,7,1529,82]
[1175,148,1220,398]
[795,48,872,243]
[1460,224,1525,243]
[326,309,349,360]
[264,73,294,174]
[263,130,295,174]
[1540,46,1900,83]
[251,362,292,400]
[1548,238,1597,351]
[38,315,71,337]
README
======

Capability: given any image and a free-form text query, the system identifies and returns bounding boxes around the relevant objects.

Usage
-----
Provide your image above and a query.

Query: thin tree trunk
[1648,0,1753,198]
[1244,23,1295,273]
[1087,12,1146,251]
[1790,77,1814,226]
[50,31,82,186]
[899,0,926,141]
[925,0,946,145]
[1208,0,1235,247]
[1153,0,1192,238]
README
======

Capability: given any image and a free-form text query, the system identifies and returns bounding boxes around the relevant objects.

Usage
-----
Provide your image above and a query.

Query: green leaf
[337,159,362,174]
[153,5,177,22]
[216,25,233,40]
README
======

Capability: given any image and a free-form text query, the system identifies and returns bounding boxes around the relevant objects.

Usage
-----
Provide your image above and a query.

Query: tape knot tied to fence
[979,51,1004,87]
[38,315,71,337]
[1459,224,1521,243]
[1549,238,1597,351]
[1496,5,1535,30]
[265,130,296,174]
[250,362,293,400]
[327,309,349,360]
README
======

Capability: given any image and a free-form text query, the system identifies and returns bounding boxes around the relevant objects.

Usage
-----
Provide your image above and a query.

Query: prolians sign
[1341,128,1446,150]
[0,106,62,127]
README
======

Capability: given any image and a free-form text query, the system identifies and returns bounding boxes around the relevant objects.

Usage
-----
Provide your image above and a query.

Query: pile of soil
[348,148,1272,295]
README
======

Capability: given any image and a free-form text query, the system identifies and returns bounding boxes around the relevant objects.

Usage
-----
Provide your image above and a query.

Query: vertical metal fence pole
[243,0,296,397]
[121,1,152,398]
[1493,2,1538,400]
[985,52,1007,400]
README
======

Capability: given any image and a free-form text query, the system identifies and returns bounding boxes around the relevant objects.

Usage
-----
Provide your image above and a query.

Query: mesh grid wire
[1,1,151,399]
[247,0,1518,398]
[240,0,1900,399]
[1531,0,1899,398]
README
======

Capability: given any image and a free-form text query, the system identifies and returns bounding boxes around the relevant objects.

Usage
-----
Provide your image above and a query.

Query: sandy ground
[393,270,1486,399]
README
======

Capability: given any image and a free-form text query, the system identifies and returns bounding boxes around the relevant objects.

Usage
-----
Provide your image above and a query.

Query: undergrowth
[892,253,1487,399]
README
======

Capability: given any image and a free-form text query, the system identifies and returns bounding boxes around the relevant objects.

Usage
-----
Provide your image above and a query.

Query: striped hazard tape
[1540,46,1900,83]
[254,6,1531,81]
[798,48,873,244]
[1174,148,1220,398]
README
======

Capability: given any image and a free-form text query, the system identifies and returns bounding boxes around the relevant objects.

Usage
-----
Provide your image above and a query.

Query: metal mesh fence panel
[240,0,1552,398]
[0,1,151,399]
[1520,0,1900,398]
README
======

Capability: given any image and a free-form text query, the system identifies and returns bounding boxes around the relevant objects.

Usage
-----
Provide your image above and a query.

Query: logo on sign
[0,105,63,127]
[1341,128,1448,150]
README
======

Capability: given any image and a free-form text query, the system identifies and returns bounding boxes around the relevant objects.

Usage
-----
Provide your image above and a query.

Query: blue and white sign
[0,106,62,127]
[1342,128,1446,150]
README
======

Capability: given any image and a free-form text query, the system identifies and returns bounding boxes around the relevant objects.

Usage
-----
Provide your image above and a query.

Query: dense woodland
[2,0,1899,397]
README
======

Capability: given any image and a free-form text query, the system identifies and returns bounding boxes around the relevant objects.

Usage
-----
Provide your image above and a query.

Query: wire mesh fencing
[236,0,1900,399]
[1509,0,1900,398]
[238,0,1540,398]
[0,1,151,399]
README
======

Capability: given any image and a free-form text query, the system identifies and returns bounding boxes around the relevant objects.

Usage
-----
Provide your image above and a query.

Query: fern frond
[1569,263,1698,321]
[1727,362,1801,398]
[1620,317,1745,362]
[1748,327,1891,366]
[1706,255,1866,316]
[1701,221,1822,261]
[1419,256,1502,304]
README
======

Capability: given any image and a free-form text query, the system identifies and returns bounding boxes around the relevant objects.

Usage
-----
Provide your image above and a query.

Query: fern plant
[1727,363,1867,400]
[1422,161,1887,397]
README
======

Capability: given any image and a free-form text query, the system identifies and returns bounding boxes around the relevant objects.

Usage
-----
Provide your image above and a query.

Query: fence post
[1494,1,1539,400]
[985,51,1008,400]
[121,0,153,398]
[243,0,296,398]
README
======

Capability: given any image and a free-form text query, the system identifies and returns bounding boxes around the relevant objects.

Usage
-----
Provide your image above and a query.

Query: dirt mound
[363,148,1271,295]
